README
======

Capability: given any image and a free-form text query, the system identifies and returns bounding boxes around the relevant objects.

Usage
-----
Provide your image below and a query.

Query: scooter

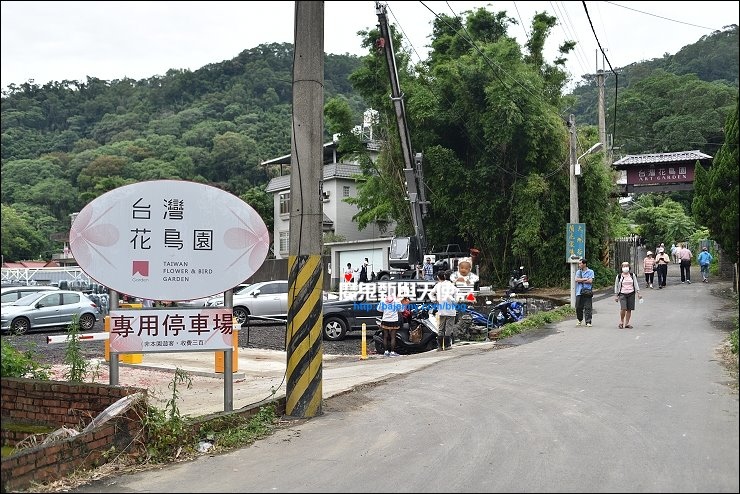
[508,266,530,293]
[486,296,526,329]
[373,309,451,354]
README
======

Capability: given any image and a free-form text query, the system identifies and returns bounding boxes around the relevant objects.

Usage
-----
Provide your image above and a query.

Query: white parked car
[206,280,289,325]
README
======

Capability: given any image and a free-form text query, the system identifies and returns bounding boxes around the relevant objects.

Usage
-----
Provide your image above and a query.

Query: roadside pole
[285,1,325,419]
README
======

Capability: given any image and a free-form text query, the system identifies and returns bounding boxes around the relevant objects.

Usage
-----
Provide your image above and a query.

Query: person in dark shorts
[377,294,400,356]
[614,261,643,329]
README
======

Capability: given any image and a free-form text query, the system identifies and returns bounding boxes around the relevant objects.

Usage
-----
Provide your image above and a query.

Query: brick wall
[1,378,147,492]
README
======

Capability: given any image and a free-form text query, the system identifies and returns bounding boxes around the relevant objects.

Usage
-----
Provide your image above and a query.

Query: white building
[263,141,394,288]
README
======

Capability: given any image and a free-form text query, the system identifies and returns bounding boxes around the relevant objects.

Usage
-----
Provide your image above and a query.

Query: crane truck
[373,1,430,281]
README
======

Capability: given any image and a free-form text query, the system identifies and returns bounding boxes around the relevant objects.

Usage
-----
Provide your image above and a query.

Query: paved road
[75,270,738,493]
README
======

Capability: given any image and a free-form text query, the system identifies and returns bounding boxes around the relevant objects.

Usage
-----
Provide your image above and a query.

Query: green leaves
[693,100,739,262]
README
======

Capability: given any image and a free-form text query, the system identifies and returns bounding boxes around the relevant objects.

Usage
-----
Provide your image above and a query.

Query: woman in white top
[377,294,400,356]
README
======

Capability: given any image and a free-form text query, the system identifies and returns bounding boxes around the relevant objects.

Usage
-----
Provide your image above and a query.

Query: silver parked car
[1,285,59,306]
[206,280,289,325]
[1,290,100,334]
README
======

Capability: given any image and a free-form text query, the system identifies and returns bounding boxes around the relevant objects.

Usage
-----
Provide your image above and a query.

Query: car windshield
[234,284,254,295]
[10,292,46,306]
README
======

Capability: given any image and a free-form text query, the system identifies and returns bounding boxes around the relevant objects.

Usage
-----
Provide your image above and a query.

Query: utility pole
[597,57,612,269]
[285,1,324,419]
[569,114,578,308]
[597,68,607,164]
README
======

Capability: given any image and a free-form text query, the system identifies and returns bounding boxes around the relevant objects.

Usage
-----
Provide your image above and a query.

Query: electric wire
[422,1,570,179]
[581,1,618,147]
[512,1,530,43]
[603,1,720,31]
[549,1,591,78]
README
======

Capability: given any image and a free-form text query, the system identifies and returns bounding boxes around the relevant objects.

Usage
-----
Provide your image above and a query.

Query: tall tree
[693,100,739,263]
[347,7,595,285]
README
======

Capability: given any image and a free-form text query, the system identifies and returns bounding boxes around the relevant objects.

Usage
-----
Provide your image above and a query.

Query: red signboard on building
[626,163,695,185]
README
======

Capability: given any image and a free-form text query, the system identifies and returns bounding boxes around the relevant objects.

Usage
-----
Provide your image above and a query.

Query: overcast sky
[1,1,737,91]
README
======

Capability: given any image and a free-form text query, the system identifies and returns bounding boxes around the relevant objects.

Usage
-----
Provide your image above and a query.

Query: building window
[279,192,290,215]
[343,186,350,198]
[279,231,289,253]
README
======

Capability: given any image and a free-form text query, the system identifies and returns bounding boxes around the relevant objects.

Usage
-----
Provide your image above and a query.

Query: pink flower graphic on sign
[109,332,144,353]
[223,207,270,272]
[202,309,235,348]
[69,205,120,268]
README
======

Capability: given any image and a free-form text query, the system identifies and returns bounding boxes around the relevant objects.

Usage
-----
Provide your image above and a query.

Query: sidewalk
[100,342,492,417]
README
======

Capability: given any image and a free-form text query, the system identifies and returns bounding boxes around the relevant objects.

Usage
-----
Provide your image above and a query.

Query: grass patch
[496,305,576,339]
[198,404,279,451]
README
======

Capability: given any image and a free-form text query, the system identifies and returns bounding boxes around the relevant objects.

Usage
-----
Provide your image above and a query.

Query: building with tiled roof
[612,150,713,194]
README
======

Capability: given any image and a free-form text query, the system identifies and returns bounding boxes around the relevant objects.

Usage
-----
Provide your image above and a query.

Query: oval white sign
[70,180,269,301]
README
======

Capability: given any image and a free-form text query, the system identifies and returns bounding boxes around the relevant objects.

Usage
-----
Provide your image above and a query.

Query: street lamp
[575,142,603,176]
[569,129,603,307]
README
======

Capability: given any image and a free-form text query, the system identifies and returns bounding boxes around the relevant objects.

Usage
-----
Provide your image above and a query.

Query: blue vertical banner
[566,223,586,262]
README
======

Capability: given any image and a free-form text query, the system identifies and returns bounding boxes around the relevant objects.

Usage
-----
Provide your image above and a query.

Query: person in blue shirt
[697,246,714,283]
[575,258,595,327]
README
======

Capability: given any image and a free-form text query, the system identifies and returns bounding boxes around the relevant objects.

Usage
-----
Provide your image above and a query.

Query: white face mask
[622,267,630,273]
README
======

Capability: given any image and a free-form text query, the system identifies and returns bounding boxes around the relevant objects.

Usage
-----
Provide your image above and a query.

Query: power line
[512,1,530,43]
[603,1,719,31]
[549,1,590,78]
[581,1,619,145]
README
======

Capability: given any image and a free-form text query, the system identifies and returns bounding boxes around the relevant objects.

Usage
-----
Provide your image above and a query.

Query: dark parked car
[322,298,382,341]
[322,280,439,341]
[1,290,100,334]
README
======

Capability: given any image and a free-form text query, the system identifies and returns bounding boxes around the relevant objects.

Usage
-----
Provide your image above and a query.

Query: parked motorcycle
[373,309,451,355]
[508,266,530,293]
[486,296,526,328]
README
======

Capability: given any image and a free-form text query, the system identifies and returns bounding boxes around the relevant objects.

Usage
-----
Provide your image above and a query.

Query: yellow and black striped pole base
[285,254,324,418]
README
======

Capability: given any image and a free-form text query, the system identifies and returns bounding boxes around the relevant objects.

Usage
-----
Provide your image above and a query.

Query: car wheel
[233,307,250,326]
[79,313,96,331]
[379,273,390,281]
[323,316,347,341]
[10,317,30,335]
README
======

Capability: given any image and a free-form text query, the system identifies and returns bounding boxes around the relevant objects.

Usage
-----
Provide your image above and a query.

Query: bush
[1,339,50,380]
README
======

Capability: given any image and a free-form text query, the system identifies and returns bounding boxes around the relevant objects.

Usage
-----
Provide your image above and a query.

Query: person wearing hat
[643,250,656,288]
[697,246,713,283]
[422,256,434,281]
[654,247,671,289]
